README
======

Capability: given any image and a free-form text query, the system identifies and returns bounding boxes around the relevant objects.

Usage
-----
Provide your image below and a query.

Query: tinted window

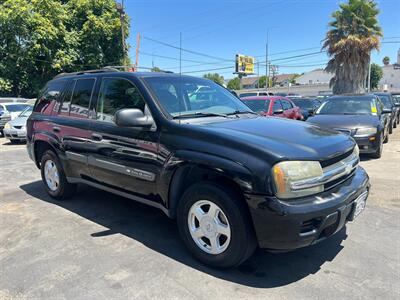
[97,78,146,122]
[292,99,313,109]
[69,78,95,118]
[281,100,292,110]
[34,80,67,113]
[59,80,74,116]
[273,100,283,113]
[242,100,270,112]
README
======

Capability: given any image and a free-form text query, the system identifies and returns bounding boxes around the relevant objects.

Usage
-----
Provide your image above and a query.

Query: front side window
[281,100,293,110]
[144,76,251,118]
[273,100,283,113]
[97,78,146,123]
[69,78,95,118]
[377,95,392,108]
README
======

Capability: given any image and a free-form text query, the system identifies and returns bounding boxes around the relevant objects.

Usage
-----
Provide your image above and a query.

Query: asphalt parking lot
[1,132,399,300]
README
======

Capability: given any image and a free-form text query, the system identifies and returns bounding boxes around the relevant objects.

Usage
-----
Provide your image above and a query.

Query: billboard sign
[235,54,254,75]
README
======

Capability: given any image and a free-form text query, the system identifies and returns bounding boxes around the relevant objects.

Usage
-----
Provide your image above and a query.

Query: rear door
[53,77,97,179]
[87,76,160,202]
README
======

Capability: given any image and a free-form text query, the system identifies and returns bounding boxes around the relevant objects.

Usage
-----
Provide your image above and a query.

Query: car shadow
[20,180,347,288]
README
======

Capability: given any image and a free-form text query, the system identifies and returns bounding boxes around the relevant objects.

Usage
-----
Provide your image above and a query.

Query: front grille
[320,148,353,168]
[13,126,22,129]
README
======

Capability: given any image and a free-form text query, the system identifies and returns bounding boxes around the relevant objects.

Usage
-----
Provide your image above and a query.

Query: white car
[0,103,31,136]
[3,106,33,143]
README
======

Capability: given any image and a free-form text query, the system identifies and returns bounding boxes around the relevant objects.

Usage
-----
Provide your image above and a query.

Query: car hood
[306,114,379,129]
[8,116,28,126]
[198,116,355,161]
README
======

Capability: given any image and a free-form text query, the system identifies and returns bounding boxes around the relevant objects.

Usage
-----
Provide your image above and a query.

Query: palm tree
[383,56,390,66]
[323,0,382,94]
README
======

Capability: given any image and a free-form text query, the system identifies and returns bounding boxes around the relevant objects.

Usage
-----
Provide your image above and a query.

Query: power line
[143,35,233,62]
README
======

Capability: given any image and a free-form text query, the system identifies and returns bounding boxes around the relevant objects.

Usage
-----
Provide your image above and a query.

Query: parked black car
[374,92,397,133]
[307,94,391,158]
[27,70,370,268]
[391,93,400,125]
[291,98,321,120]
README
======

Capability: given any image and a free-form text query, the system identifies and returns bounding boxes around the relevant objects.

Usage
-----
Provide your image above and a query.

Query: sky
[124,0,400,79]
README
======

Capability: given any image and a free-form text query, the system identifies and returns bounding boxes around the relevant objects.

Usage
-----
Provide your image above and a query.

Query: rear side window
[96,78,146,123]
[69,78,95,118]
[34,80,67,113]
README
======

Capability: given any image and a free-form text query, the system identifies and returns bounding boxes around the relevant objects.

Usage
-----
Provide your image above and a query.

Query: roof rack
[54,67,120,78]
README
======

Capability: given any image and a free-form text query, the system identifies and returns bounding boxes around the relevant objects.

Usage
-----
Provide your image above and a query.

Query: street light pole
[367,51,372,92]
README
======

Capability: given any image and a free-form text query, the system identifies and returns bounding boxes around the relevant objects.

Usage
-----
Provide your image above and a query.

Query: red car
[240,96,303,120]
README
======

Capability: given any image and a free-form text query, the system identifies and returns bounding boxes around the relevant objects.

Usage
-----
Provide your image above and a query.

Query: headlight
[4,122,11,129]
[354,127,377,137]
[272,161,323,199]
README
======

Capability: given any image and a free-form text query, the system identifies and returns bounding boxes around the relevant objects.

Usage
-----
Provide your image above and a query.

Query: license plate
[352,191,368,219]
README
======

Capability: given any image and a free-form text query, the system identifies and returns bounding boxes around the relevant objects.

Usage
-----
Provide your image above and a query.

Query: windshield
[144,76,252,118]
[316,98,376,115]
[291,99,313,109]
[5,104,30,112]
[239,92,257,98]
[242,99,270,112]
[377,95,392,108]
[19,106,33,117]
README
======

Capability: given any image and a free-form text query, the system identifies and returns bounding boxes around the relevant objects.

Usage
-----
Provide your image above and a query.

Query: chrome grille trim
[290,151,359,191]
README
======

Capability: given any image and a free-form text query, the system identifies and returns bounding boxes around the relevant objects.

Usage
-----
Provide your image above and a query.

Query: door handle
[53,126,61,133]
[92,133,103,141]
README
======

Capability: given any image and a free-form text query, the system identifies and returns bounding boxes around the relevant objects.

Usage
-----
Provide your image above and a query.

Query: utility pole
[116,0,127,70]
[265,31,269,90]
[135,33,141,71]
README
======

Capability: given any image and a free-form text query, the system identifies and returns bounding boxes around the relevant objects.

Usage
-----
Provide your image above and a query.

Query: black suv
[27,70,370,269]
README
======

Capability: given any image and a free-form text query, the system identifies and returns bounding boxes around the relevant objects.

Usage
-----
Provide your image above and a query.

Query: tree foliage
[203,73,224,85]
[227,77,240,90]
[0,0,130,97]
[382,56,390,66]
[323,0,382,94]
[369,63,383,90]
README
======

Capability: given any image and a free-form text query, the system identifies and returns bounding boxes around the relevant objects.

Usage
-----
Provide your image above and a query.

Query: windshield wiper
[172,112,230,119]
[226,110,258,116]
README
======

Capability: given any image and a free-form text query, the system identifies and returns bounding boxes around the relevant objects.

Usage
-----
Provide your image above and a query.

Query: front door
[87,77,160,202]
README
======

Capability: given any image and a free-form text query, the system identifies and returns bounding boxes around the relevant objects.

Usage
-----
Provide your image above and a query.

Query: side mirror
[382,109,392,114]
[274,109,284,114]
[114,108,153,128]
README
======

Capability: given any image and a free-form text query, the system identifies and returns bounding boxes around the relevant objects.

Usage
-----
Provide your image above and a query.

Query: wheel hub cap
[188,200,231,255]
[44,160,60,191]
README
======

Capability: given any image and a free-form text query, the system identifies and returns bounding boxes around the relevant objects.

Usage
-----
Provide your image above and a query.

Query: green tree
[151,66,161,72]
[368,63,383,90]
[203,73,224,85]
[382,56,390,66]
[0,0,130,97]
[323,0,382,94]
[258,76,267,88]
[227,77,240,90]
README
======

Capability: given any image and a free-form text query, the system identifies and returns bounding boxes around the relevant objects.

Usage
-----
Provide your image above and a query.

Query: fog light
[369,136,376,141]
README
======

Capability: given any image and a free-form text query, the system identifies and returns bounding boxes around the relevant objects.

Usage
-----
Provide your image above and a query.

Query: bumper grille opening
[300,218,322,234]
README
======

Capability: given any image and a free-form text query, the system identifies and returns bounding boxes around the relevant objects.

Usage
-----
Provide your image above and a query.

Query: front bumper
[245,166,370,250]
[354,135,380,154]
[3,128,27,140]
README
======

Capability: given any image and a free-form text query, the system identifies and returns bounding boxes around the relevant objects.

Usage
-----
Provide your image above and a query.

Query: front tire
[40,150,76,199]
[177,182,257,269]
[370,133,383,159]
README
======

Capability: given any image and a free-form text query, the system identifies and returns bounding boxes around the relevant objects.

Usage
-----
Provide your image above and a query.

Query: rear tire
[40,150,76,199]
[389,122,393,134]
[177,182,257,269]
[384,132,389,143]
